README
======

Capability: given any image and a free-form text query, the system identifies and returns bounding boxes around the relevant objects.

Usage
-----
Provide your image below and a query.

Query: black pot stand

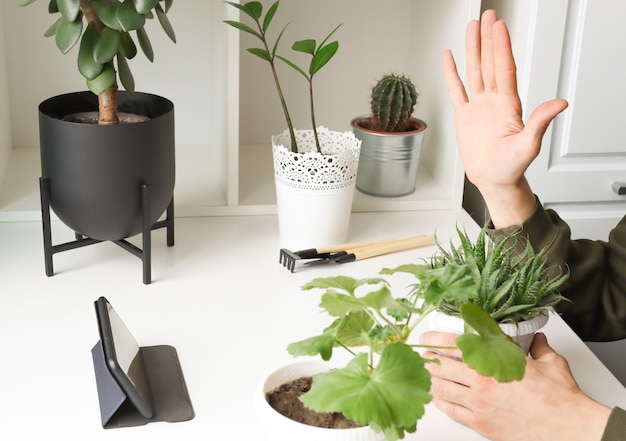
[40,177,174,284]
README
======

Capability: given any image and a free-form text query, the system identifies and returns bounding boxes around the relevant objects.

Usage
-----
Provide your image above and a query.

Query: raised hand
[444,10,568,227]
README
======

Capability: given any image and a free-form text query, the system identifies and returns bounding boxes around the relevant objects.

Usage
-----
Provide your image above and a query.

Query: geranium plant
[286,226,568,440]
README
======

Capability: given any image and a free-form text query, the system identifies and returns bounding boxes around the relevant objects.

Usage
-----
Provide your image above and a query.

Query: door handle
[612,181,626,195]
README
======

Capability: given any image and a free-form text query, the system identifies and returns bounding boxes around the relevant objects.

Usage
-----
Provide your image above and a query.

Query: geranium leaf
[301,343,431,441]
[456,303,526,382]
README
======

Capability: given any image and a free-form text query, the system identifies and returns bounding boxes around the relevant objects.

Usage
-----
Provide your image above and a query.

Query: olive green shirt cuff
[602,407,626,441]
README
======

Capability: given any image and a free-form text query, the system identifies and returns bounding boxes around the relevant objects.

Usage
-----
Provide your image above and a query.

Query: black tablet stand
[91,341,194,428]
[39,177,174,284]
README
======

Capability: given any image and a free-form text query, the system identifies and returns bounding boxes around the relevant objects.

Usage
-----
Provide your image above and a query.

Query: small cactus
[370,74,418,132]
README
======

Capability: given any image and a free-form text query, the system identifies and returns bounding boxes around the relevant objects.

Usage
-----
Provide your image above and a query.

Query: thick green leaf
[131,0,158,14]
[48,0,59,13]
[301,343,431,441]
[311,40,338,75]
[19,0,39,7]
[117,0,146,31]
[162,0,173,13]
[136,27,154,61]
[57,0,80,21]
[119,31,137,59]
[44,18,61,37]
[86,64,116,95]
[116,53,135,92]
[55,14,83,54]
[292,38,315,55]
[89,0,123,31]
[94,27,120,63]
[77,23,103,79]
[155,3,176,43]
[456,303,527,382]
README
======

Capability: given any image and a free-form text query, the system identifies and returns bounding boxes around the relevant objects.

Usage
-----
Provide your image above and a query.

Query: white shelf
[0,0,481,221]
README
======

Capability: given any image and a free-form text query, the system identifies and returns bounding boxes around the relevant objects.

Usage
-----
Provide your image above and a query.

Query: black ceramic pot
[39,91,175,241]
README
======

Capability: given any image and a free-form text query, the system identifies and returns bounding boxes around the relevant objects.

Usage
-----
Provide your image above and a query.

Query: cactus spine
[370,74,418,132]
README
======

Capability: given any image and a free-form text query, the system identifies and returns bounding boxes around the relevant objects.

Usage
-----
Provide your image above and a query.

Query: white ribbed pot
[255,360,385,441]
[428,310,549,354]
[272,127,361,250]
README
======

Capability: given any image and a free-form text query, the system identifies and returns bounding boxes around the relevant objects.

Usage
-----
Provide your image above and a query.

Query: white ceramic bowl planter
[428,310,549,354]
[255,360,385,441]
[272,127,361,250]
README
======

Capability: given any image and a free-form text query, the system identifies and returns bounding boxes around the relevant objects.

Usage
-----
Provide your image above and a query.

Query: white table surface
[1,209,625,440]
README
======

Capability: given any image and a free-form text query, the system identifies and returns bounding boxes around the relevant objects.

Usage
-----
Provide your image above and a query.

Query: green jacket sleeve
[602,407,626,441]
[490,198,626,342]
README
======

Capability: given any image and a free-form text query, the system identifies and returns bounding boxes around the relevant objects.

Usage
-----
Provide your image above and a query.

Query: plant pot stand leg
[39,177,175,285]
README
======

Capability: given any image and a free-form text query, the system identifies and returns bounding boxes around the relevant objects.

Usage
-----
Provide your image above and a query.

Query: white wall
[2,0,226,149]
[0,2,12,189]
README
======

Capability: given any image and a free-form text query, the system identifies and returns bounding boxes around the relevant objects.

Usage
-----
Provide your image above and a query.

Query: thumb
[524,98,569,147]
[528,332,556,360]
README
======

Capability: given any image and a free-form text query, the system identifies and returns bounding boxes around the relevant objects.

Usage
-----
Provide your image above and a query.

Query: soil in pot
[266,376,361,429]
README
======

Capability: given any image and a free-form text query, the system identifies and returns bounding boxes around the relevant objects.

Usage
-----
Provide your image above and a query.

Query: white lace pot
[428,310,549,354]
[255,360,385,441]
[272,127,361,250]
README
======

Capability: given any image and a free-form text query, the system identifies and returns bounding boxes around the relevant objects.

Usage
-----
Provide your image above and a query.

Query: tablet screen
[95,297,153,418]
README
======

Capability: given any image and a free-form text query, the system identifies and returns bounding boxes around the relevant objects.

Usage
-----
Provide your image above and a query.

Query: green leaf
[44,18,61,37]
[262,1,279,32]
[19,0,39,6]
[57,0,80,21]
[131,0,158,14]
[119,31,137,59]
[89,0,123,31]
[456,303,527,382]
[287,316,347,360]
[155,2,176,43]
[223,20,261,40]
[136,27,154,61]
[380,263,428,278]
[86,64,116,95]
[116,52,135,92]
[241,1,263,20]
[422,263,480,307]
[276,55,308,79]
[336,311,376,348]
[311,40,338,75]
[162,0,173,13]
[116,0,146,31]
[55,14,83,54]
[77,23,103,79]
[246,47,271,62]
[94,27,120,63]
[301,343,431,441]
[292,38,315,55]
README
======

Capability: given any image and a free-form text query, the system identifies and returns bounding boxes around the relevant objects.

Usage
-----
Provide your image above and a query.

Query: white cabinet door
[522,0,626,240]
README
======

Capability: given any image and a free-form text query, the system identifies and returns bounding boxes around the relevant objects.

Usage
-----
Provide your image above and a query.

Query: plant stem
[254,20,298,153]
[308,78,322,153]
[80,0,118,125]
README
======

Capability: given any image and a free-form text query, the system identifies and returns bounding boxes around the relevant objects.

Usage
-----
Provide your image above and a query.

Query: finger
[480,10,498,91]
[465,20,483,94]
[521,98,569,152]
[442,50,469,106]
[431,397,476,429]
[419,331,462,358]
[423,350,472,387]
[492,19,518,96]
[528,332,556,359]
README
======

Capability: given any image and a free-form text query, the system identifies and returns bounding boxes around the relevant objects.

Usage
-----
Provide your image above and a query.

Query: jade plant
[225,1,340,154]
[369,73,418,132]
[21,0,176,125]
[285,226,568,440]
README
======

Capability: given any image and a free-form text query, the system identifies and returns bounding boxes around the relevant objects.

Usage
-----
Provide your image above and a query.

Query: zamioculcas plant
[21,0,176,125]
[224,1,340,153]
[370,73,418,132]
